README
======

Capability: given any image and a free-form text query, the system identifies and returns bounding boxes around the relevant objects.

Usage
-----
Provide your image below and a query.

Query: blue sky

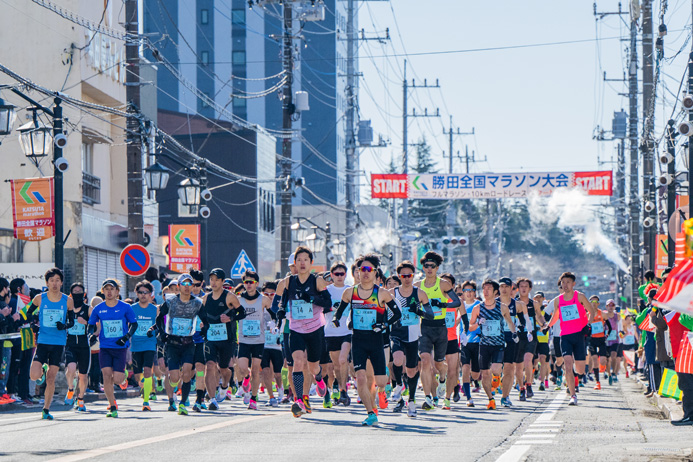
[356,0,692,197]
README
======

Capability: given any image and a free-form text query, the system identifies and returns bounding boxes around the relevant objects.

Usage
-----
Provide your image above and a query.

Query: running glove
[372,322,387,333]
[115,335,130,347]
[527,332,533,342]
[276,308,286,321]
[512,332,519,343]
[297,291,312,303]
[88,334,98,346]
[430,299,447,308]
[55,321,67,330]
[146,326,156,338]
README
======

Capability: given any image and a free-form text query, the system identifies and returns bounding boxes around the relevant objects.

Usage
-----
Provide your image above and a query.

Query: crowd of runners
[3,246,650,426]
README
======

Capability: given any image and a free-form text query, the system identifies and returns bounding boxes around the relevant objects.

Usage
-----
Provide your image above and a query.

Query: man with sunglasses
[87,279,138,418]
[414,251,462,411]
[130,280,158,411]
[275,246,333,418]
[439,273,469,410]
[235,270,273,410]
[155,273,204,415]
[459,281,482,407]
[333,253,402,426]
[199,268,242,411]
[323,261,352,407]
[189,269,208,409]
[390,260,434,416]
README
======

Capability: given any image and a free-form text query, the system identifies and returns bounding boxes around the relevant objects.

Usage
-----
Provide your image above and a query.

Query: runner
[87,279,138,418]
[390,260,434,417]
[332,253,402,426]
[130,280,158,411]
[620,314,639,377]
[469,279,519,410]
[236,270,272,410]
[515,277,543,401]
[604,299,622,385]
[200,268,242,411]
[323,261,352,407]
[260,281,284,407]
[414,251,461,411]
[64,283,91,411]
[189,269,208,410]
[155,273,204,415]
[440,273,469,410]
[25,267,75,420]
[275,246,333,418]
[459,281,482,407]
[587,295,607,390]
[546,272,597,405]
[498,277,529,407]
[533,292,551,391]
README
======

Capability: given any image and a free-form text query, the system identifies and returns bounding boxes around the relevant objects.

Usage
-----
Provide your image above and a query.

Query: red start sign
[371,174,408,199]
[573,171,613,196]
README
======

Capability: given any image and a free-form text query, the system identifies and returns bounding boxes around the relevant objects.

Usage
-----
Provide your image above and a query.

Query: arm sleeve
[523,313,532,332]
[65,309,75,329]
[271,294,281,314]
[126,321,138,337]
[156,302,169,332]
[314,289,332,309]
[25,303,38,317]
[233,305,247,321]
[459,311,469,332]
[334,300,350,321]
[445,289,461,309]
[385,299,401,325]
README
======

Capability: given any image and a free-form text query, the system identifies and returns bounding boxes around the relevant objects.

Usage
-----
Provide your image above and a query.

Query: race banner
[371,171,612,199]
[168,224,201,273]
[10,177,55,241]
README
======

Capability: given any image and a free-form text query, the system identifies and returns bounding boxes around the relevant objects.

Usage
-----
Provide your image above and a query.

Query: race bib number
[67,323,86,336]
[242,320,261,337]
[430,300,443,318]
[624,334,635,345]
[135,321,153,337]
[208,323,228,341]
[265,331,280,347]
[401,307,418,327]
[353,308,376,331]
[590,322,604,335]
[445,311,456,329]
[291,300,313,320]
[42,309,63,328]
[481,319,501,337]
[607,330,618,342]
[102,320,123,339]
[561,304,580,322]
[171,318,193,337]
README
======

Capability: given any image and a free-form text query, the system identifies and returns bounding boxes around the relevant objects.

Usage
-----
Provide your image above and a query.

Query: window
[232,51,246,65]
[201,51,209,66]
[232,9,245,25]
[201,9,209,25]
[81,143,94,174]
[233,97,246,109]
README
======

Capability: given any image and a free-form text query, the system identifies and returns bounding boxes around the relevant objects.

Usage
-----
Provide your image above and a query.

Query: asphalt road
[1,376,691,462]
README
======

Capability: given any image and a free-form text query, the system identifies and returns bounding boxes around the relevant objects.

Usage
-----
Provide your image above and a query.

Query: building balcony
[82,172,101,205]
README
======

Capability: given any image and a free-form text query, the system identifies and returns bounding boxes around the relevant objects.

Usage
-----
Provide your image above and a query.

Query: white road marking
[495,445,531,462]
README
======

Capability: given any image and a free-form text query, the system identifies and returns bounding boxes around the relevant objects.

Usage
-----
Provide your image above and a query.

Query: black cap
[102,279,119,289]
[209,268,226,280]
[223,278,234,287]
[499,277,513,286]
[535,291,545,298]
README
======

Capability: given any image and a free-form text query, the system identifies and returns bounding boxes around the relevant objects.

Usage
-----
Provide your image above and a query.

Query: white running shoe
[407,400,417,417]
[392,384,404,402]
[216,387,227,402]
[569,395,578,406]
[243,392,251,405]
[277,387,284,402]
[436,380,446,399]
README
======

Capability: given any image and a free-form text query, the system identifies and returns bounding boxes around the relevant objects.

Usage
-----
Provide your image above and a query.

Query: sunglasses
[136,291,150,295]
[462,288,474,292]
[399,274,413,279]
[243,280,257,284]
[263,292,275,297]
[180,281,193,287]
[359,266,374,273]
[332,272,346,277]
[193,283,202,287]
[423,263,437,269]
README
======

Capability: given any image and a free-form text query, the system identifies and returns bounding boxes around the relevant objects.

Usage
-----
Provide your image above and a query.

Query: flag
[653,258,693,316]
[658,368,683,400]
[638,314,656,333]
[677,332,693,375]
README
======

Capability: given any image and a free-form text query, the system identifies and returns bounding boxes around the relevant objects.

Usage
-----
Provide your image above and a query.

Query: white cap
[288,253,296,266]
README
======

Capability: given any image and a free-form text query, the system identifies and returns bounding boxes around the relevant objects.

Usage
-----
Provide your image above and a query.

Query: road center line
[45,414,275,462]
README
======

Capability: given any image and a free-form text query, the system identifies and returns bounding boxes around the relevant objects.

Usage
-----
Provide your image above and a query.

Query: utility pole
[53,99,64,271]
[125,0,144,294]
[280,1,295,275]
[345,0,356,263]
[629,12,641,308]
[665,120,677,267]
[642,0,656,272]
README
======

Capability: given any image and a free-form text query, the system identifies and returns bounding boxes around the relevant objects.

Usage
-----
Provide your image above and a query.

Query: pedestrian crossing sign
[230,249,256,278]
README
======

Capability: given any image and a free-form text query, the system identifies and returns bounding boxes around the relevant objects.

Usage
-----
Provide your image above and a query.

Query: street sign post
[120,244,151,277]
[230,250,256,279]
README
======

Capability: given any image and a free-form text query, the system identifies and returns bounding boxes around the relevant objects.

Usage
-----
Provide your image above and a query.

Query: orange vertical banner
[655,234,668,278]
[10,177,55,241]
[168,224,201,273]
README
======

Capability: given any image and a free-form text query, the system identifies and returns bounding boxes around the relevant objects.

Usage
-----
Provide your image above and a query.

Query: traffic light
[442,236,468,246]
[442,236,451,245]
[582,275,589,287]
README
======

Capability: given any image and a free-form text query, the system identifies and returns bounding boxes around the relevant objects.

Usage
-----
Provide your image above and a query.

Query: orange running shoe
[491,375,501,389]
[594,382,602,390]
[378,391,388,410]
[487,399,496,410]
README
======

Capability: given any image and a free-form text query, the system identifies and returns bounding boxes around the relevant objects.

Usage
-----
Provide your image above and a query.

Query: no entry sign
[120,244,151,277]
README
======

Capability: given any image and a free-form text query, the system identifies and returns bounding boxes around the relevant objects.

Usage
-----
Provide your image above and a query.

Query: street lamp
[178,177,201,206]
[144,161,171,191]
[17,115,52,159]
[0,98,16,136]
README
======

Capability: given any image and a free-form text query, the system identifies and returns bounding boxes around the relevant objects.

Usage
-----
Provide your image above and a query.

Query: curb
[631,375,684,421]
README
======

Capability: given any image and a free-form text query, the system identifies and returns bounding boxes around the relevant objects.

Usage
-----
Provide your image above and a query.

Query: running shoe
[156,378,164,392]
[281,394,291,405]
[487,399,496,410]
[526,385,534,398]
[594,382,602,390]
[142,403,151,411]
[178,404,188,415]
[331,389,340,401]
[555,383,563,391]
[519,388,526,401]
[248,399,257,410]
[106,408,118,418]
[243,392,250,405]
[436,380,446,399]
[76,400,86,412]
[41,409,54,420]
[378,391,388,410]
[230,382,239,395]
[193,402,202,412]
[149,392,157,401]
[392,384,404,402]
[323,394,332,409]
[385,383,392,399]
[208,399,219,411]
[268,397,278,407]
[453,386,461,403]
[393,399,405,413]
[569,394,578,406]
[362,413,378,426]
[302,396,312,414]
[467,399,475,408]
[539,382,545,391]
[472,385,481,393]
[316,379,327,398]
[625,370,630,378]
[64,390,74,406]
[442,398,451,410]
[407,400,417,417]
[242,376,251,393]
[291,400,305,418]
[36,364,48,386]
[168,403,177,412]
[608,374,613,386]
[613,375,619,383]
[501,397,512,407]
[183,398,190,407]
[422,396,435,411]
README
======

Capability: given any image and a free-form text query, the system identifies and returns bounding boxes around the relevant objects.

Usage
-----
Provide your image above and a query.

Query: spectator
[7,278,31,403]
[673,313,693,426]
[0,277,12,403]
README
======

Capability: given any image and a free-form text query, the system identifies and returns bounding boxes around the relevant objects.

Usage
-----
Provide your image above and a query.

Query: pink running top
[558,291,588,336]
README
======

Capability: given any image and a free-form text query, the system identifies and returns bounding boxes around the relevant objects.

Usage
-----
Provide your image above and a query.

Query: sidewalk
[630,372,685,421]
